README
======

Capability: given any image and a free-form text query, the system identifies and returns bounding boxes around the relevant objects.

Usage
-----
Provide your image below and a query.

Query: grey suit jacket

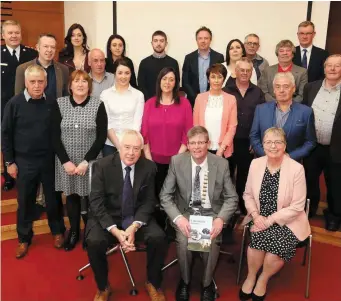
[258,63,308,102]
[15,59,69,98]
[160,152,238,223]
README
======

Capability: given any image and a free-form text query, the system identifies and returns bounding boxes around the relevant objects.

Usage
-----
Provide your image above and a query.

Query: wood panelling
[11,1,63,13]
[326,1,341,54]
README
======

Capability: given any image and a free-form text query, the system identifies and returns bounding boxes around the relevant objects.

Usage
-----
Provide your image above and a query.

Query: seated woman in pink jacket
[193,63,237,158]
[240,127,311,301]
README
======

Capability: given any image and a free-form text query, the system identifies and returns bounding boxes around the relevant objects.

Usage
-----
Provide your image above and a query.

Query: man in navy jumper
[1,65,65,259]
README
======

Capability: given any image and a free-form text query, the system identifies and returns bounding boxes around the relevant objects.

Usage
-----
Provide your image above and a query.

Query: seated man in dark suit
[182,26,224,107]
[302,54,341,229]
[86,129,167,301]
[250,72,316,162]
[293,21,329,83]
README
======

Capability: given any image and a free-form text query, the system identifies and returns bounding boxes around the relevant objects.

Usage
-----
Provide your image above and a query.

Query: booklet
[187,215,213,252]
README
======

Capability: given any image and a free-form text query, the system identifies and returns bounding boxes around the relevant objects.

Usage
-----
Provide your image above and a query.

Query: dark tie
[302,49,308,69]
[12,49,19,64]
[122,166,134,230]
[253,59,261,80]
[192,166,201,207]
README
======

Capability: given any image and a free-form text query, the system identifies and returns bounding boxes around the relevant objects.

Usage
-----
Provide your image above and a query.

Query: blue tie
[302,49,308,69]
[122,166,134,230]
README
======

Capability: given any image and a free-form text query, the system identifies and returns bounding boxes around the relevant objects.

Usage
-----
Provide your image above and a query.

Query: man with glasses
[293,21,329,82]
[250,72,316,162]
[160,126,238,301]
[244,33,269,80]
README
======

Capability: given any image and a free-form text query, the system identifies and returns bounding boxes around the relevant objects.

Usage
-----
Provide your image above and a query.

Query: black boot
[65,194,81,251]
[201,282,215,301]
[176,279,190,301]
[64,231,79,251]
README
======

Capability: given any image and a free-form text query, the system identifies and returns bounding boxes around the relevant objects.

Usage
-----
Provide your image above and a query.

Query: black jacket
[293,45,329,83]
[86,153,157,233]
[182,49,224,106]
[303,80,341,163]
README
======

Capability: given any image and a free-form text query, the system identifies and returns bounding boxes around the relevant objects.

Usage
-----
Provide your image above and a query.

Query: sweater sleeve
[51,100,70,164]
[1,99,15,162]
[84,102,108,162]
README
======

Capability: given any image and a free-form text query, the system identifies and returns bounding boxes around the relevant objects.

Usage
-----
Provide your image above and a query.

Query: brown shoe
[54,234,64,249]
[94,285,112,301]
[145,282,166,301]
[15,243,29,259]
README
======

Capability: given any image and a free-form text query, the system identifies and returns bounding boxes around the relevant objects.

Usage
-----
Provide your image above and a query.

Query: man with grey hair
[86,129,167,301]
[258,39,308,102]
[88,48,114,98]
[1,20,37,191]
[244,33,269,79]
[250,71,316,161]
[1,64,66,259]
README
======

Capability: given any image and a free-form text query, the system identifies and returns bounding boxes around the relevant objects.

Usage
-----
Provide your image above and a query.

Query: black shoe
[3,180,14,191]
[201,282,215,301]
[176,279,190,301]
[327,220,341,232]
[324,209,341,232]
[64,231,79,251]
[239,288,252,300]
[251,292,266,301]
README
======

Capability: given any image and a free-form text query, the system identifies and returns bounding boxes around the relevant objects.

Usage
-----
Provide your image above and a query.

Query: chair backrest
[305,199,310,217]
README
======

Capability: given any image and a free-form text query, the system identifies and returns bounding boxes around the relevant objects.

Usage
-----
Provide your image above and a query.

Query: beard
[153,47,165,54]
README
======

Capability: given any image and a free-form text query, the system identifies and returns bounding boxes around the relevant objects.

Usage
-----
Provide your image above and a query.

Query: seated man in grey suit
[160,126,238,301]
[258,39,307,102]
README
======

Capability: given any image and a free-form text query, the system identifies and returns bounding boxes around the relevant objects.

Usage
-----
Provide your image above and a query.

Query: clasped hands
[176,216,224,240]
[251,214,273,232]
[63,161,88,176]
[110,224,138,253]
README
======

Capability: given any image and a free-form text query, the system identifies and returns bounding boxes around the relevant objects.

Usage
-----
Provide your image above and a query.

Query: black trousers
[16,156,65,243]
[303,144,341,218]
[86,218,167,291]
[1,107,14,184]
[228,138,254,215]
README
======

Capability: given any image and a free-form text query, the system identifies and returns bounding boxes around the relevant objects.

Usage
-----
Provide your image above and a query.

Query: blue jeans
[102,144,117,157]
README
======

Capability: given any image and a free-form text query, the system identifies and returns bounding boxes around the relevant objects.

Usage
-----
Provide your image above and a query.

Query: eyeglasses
[263,140,285,147]
[237,68,252,74]
[245,42,259,47]
[297,32,314,36]
[188,141,208,146]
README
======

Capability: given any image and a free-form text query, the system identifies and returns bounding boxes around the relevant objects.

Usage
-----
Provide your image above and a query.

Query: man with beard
[138,30,180,101]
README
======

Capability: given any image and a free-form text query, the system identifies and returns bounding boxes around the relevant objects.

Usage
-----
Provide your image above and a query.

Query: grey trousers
[174,210,221,287]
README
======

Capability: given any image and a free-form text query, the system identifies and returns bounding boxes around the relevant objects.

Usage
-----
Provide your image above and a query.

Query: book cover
[187,215,213,252]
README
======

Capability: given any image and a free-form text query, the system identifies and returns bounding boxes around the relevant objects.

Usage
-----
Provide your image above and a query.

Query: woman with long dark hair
[105,34,137,88]
[59,23,90,74]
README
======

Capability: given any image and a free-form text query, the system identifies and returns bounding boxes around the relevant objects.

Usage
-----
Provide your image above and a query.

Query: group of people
[1,17,340,301]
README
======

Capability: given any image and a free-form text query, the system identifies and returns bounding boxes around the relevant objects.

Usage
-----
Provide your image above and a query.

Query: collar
[24,89,46,102]
[278,63,293,72]
[112,84,133,92]
[121,161,135,173]
[322,79,341,92]
[198,49,211,58]
[300,45,313,53]
[89,71,108,83]
[36,58,54,68]
[152,52,166,59]
[253,53,263,61]
[276,101,293,112]
[6,45,20,56]
[191,156,208,169]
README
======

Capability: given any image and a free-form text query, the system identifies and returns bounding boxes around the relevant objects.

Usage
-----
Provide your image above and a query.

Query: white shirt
[221,62,257,86]
[191,156,211,209]
[205,94,223,150]
[300,45,313,69]
[100,84,144,147]
[6,45,20,61]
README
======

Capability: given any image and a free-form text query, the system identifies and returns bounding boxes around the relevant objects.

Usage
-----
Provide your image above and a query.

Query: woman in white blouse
[193,64,238,158]
[100,58,144,156]
[222,39,257,88]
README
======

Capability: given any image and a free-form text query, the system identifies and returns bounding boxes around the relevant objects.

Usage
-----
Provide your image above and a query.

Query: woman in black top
[59,23,91,74]
[105,34,137,88]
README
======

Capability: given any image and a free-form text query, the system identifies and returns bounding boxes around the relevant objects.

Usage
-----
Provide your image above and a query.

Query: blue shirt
[198,50,210,93]
[275,104,292,128]
[36,59,57,99]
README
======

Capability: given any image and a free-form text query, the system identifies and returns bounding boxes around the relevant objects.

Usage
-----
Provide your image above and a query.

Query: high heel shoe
[251,292,266,301]
[64,231,79,251]
[239,288,252,300]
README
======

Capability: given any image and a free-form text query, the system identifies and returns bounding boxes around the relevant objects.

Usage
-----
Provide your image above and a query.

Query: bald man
[88,48,115,98]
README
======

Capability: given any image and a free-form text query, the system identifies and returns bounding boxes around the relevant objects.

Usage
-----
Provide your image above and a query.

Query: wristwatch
[5,162,14,167]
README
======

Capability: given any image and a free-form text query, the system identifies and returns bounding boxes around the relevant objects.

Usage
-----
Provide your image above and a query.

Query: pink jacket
[193,91,237,158]
[242,155,311,241]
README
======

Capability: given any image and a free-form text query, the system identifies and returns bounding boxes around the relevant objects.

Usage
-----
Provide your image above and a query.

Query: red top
[278,63,293,73]
[141,96,193,164]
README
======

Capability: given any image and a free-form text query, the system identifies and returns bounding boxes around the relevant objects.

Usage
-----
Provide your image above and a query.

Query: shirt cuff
[107,225,117,232]
[173,215,183,224]
[134,221,145,228]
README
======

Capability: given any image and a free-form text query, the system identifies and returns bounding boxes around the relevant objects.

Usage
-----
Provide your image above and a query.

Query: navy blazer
[250,101,317,161]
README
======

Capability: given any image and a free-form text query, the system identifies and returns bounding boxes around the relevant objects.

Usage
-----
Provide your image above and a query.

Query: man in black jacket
[1,65,66,258]
[302,54,341,231]
[86,130,167,301]
[1,20,37,191]
[293,21,329,82]
[182,26,224,107]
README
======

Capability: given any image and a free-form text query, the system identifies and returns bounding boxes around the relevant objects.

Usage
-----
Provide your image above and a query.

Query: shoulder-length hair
[60,23,89,58]
[225,39,246,65]
[155,67,180,107]
[106,34,126,59]
[68,70,92,96]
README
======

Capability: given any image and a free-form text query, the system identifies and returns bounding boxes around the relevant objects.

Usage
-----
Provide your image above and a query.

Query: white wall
[64,1,330,74]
